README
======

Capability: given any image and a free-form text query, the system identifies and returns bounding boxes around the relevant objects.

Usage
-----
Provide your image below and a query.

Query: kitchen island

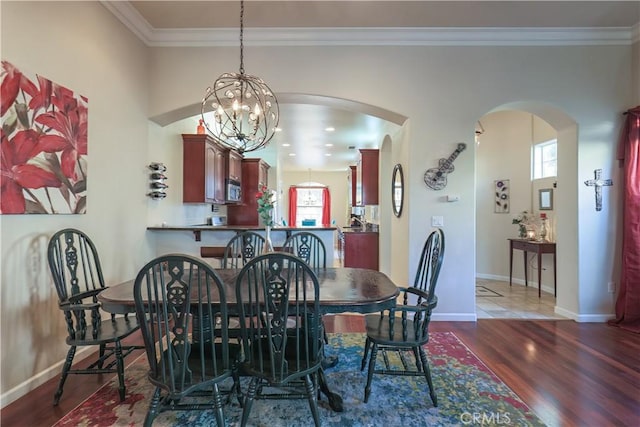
[147,225,337,266]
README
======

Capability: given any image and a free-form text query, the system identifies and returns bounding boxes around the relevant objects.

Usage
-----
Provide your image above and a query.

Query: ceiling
[104,1,640,172]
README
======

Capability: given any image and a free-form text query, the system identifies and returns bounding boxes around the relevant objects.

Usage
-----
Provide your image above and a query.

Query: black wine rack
[148,162,168,199]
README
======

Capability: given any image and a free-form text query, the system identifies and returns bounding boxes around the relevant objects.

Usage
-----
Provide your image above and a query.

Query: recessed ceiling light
[325,153,332,156]
[325,127,335,132]
[288,153,296,157]
[282,143,290,147]
[325,143,333,147]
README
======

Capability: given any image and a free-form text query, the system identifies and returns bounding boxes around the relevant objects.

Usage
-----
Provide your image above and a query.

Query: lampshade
[201,0,279,153]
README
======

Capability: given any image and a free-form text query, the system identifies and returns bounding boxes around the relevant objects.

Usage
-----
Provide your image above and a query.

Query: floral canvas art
[1,60,88,214]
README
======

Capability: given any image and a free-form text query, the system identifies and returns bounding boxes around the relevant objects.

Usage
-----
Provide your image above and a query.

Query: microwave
[226,179,242,202]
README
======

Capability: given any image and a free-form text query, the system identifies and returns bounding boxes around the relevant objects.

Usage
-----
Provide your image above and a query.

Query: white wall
[0,2,152,406]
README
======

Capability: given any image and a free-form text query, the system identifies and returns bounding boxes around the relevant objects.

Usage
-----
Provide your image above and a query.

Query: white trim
[0,347,93,408]
[476,273,555,295]
[432,313,477,322]
[100,3,636,47]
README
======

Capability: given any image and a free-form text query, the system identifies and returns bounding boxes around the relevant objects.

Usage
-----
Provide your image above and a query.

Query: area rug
[476,285,503,297]
[54,333,545,427]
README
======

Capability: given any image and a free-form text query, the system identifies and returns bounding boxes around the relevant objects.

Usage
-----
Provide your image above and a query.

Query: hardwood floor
[2,316,639,426]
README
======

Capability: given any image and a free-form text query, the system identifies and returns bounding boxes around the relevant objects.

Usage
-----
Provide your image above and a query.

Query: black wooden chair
[47,228,140,405]
[235,252,324,427]
[222,231,266,269]
[360,228,445,406]
[133,254,240,427]
[282,231,327,269]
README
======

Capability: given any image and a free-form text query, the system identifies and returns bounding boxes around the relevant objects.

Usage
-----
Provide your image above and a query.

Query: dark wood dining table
[98,266,399,412]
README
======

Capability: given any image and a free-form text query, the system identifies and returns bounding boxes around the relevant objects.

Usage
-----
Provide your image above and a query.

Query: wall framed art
[494,179,510,213]
[1,60,88,214]
[539,188,553,210]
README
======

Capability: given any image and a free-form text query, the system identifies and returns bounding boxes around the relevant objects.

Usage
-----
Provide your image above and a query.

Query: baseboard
[432,313,477,322]
[0,347,93,408]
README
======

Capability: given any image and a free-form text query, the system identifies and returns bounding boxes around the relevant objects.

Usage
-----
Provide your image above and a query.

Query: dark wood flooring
[2,317,639,426]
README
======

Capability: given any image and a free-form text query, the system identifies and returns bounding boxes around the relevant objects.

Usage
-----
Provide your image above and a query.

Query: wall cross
[584,169,613,212]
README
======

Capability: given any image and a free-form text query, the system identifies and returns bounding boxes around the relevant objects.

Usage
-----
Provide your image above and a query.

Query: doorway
[475,110,566,319]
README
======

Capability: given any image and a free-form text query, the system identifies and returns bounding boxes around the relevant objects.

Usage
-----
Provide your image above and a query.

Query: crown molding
[102,1,636,47]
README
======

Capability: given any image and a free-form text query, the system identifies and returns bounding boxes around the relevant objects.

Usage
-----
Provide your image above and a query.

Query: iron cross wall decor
[584,169,613,211]
[424,143,467,190]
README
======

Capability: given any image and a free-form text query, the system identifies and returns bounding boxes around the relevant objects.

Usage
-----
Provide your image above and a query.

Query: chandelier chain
[239,0,245,75]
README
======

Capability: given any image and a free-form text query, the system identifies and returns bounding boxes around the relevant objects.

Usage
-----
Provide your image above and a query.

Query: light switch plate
[431,216,444,227]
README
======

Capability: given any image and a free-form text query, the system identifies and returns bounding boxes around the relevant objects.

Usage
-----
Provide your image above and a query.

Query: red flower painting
[1,60,88,214]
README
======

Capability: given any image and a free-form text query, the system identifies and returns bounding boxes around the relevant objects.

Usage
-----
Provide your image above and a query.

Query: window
[533,139,557,179]
[296,188,323,227]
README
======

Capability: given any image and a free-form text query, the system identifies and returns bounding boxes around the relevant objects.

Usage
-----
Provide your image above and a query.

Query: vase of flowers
[256,185,275,252]
[512,210,535,239]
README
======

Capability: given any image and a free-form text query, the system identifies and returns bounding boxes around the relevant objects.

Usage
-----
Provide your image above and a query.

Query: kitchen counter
[147,225,337,264]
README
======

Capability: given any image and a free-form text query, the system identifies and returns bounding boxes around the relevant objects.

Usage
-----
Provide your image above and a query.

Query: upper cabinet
[357,149,379,205]
[182,134,243,204]
[227,158,270,225]
[182,134,225,204]
[349,165,357,207]
[228,149,243,183]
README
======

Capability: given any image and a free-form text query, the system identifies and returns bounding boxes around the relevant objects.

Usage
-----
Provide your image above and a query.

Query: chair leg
[143,387,161,427]
[114,341,126,401]
[360,337,371,371]
[53,346,76,405]
[240,377,259,427]
[212,383,226,427]
[304,374,321,427]
[98,343,106,369]
[418,347,437,407]
[363,343,378,403]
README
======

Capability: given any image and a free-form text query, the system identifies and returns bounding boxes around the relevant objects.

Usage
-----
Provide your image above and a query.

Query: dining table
[98,266,399,412]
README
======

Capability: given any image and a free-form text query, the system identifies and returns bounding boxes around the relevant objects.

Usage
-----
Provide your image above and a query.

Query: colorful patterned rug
[54,333,545,426]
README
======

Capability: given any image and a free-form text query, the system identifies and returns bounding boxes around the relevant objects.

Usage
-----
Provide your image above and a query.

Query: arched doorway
[474,102,579,319]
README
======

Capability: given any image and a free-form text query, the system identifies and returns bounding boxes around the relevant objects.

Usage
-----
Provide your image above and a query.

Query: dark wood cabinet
[349,165,357,207]
[357,149,379,205]
[343,231,379,270]
[182,134,226,204]
[228,149,243,183]
[227,158,270,225]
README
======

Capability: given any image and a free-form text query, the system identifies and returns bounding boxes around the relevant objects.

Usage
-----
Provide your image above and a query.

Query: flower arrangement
[255,185,275,227]
[512,210,535,238]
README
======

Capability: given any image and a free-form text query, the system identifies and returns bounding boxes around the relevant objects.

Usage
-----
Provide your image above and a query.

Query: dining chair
[359,228,445,406]
[133,254,240,427]
[235,252,324,427]
[47,228,141,405]
[282,231,327,269]
[222,231,266,269]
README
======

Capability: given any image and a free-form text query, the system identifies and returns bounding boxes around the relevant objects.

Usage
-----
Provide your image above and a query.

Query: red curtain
[321,187,331,226]
[610,106,640,333]
[288,186,297,227]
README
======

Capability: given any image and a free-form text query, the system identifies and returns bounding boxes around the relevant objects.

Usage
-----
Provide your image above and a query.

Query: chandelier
[201,0,279,153]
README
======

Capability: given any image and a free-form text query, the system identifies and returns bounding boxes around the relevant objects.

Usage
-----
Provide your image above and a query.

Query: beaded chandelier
[201,0,279,153]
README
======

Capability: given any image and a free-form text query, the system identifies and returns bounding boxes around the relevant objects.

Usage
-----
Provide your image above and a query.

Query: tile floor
[475,278,567,319]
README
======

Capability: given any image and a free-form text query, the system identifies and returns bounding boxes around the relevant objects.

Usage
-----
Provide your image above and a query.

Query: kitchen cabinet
[357,149,379,205]
[227,158,270,225]
[227,149,243,183]
[182,134,226,204]
[343,230,379,270]
[349,165,357,207]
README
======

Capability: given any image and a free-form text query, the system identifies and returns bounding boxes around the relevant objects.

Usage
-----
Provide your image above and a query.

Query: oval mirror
[392,164,404,217]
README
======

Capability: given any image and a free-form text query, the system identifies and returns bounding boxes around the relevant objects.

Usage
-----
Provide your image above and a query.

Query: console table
[508,239,556,297]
